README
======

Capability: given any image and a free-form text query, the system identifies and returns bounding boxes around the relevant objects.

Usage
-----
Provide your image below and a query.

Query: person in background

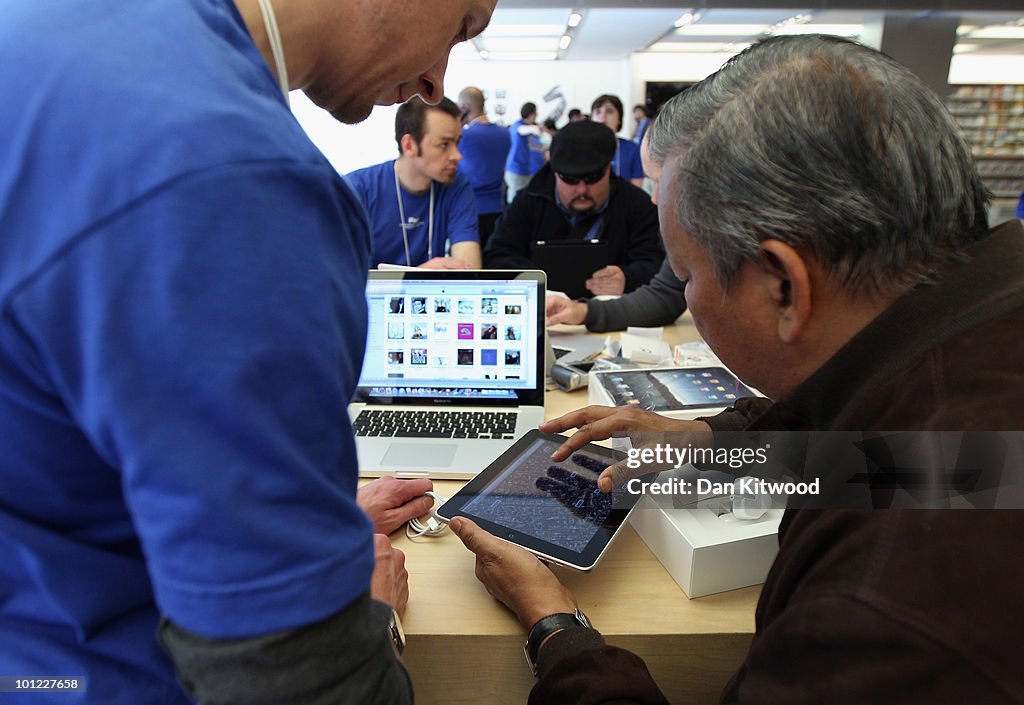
[456,34,1024,705]
[0,0,496,702]
[591,93,644,187]
[505,101,546,204]
[546,257,686,330]
[545,132,686,330]
[348,96,481,269]
[567,108,585,122]
[485,119,662,297]
[542,117,559,141]
[632,103,651,144]
[456,86,511,250]
[539,118,559,160]
[1017,189,1023,219]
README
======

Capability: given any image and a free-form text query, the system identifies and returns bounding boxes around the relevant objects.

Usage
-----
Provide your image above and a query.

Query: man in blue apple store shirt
[457,86,511,249]
[348,97,481,269]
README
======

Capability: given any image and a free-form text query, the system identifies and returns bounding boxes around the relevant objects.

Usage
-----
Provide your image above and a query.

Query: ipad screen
[439,431,639,569]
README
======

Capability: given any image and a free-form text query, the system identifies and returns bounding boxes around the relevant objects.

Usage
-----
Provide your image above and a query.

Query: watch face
[389,608,406,654]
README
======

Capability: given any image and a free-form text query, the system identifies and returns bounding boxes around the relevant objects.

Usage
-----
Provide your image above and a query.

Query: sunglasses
[557,170,605,186]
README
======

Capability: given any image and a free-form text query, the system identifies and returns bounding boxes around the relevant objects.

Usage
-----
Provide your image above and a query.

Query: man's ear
[399,133,417,158]
[759,239,812,344]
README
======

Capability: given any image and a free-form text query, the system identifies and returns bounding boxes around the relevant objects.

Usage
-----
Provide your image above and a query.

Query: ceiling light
[647,41,751,53]
[953,43,979,54]
[483,51,558,61]
[765,13,814,35]
[963,25,1024,39]
[559,34,572,50]
[674,11,697,28]
[568,11,583,28]
[773,24,863,37]
[675,24,770,37]
[482,24,564,37]
[481,37,560,52]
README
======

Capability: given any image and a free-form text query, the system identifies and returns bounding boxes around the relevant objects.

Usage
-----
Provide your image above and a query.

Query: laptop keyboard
[353,410,518,439]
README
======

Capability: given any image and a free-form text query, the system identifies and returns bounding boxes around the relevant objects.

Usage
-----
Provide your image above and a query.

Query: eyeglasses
[557,170,605,186]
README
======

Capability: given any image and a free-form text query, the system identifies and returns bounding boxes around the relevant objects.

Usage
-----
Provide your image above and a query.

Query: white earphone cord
[406,491,449,540]
[256,0,290,106]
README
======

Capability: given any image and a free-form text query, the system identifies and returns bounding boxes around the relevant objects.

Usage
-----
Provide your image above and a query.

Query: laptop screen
[355,270,545,407]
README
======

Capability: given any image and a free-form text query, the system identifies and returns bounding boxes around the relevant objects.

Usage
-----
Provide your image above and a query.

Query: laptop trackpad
[381,443,457,468]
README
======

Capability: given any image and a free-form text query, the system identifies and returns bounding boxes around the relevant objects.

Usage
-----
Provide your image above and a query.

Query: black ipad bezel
[597,366,756,411]
[531,241,609,300]
[436,429,638,571]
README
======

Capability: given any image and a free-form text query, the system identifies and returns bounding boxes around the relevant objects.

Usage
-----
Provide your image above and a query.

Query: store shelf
[949,84,1024,206]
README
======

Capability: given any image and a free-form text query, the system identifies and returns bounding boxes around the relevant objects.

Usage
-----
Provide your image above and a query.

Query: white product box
[629,489,782,598]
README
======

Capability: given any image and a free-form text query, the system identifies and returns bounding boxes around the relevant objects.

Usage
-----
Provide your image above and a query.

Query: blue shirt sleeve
[1017,191,1024,219]
[619,139,644,181]
[10,161,375,639]
[345,167,371,208]
[443,172,481,248]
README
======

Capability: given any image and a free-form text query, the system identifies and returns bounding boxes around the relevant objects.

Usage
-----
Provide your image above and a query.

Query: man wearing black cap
[484,120,662,297]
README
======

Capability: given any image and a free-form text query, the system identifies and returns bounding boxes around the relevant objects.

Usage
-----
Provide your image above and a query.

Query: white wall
[293,58,631,176]
[628,52,735,108]
[290,92,400,177]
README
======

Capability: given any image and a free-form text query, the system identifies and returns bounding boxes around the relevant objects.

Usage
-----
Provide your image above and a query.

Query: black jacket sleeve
[484,191,538,270]
[585,258,686,332]
[615,189,664,293]
[530,628,669,705]
[698,397,775,432]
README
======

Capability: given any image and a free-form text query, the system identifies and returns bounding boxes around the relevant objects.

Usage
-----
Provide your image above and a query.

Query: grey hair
[648,34,990,294]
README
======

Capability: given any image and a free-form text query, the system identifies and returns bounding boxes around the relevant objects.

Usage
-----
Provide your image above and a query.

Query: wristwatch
[523,609,592,676]
[385,606,406,655]
[373,600,406,655]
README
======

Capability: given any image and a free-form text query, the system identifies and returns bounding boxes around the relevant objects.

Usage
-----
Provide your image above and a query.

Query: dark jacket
[484,165,663,296]
[584,258,687,332]
[530,219,1024,705]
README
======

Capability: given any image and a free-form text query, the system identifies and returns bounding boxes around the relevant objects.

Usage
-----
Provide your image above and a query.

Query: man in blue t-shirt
[348,97,481,268]
[458,86,511,249]
[0,0,495,703]
[632,104,652,145]
[591,94,645,187]
[505,101,547,204]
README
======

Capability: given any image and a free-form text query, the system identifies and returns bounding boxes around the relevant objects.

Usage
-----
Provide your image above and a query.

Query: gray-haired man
[453,35,1024,704]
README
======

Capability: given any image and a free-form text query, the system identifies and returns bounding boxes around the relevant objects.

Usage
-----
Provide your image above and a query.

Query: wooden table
[391,315,760,704]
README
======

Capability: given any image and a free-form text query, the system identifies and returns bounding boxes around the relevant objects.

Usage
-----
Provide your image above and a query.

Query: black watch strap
[371,600,405,655]
[524,609,592,675]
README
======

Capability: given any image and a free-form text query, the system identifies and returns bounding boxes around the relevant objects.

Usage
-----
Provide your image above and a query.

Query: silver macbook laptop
[351,270,546,478]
